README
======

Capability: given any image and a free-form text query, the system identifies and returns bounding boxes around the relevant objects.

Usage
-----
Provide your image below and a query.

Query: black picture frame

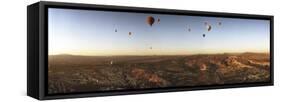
[27,1,274,100]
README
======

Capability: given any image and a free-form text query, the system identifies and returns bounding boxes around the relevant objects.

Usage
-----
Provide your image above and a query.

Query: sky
[48,8,270,56]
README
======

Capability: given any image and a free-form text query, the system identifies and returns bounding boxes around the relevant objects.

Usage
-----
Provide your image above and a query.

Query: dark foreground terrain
[48,53,270,94]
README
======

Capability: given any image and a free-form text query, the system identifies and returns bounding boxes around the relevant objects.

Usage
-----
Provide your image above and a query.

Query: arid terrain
[48,53,270,94]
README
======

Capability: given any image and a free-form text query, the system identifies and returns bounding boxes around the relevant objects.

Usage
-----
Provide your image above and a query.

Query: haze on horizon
[48,8,270,56]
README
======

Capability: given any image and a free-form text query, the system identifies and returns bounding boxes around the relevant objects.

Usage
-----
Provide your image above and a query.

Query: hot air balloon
[115,29,117,32]
[203,34,206,37]
[157,18,160,23]
[150,47,153,50]
[188,28,191,32]
[218,22,222,26]
[146,16,155,26]
[206,24,212,31]
[204,22,208,25]
[128,32,132,36]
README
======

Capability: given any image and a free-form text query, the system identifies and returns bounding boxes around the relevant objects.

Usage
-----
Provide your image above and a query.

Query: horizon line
[49,51,270,57]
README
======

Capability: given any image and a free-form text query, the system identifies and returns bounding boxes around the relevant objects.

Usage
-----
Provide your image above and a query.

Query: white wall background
[0,0,279,101]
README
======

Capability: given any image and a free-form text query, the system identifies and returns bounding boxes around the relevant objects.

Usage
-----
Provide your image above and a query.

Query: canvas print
[48,8,270,94]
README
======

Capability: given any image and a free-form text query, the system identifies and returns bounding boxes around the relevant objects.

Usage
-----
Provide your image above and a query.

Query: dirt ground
[48,53,270,94]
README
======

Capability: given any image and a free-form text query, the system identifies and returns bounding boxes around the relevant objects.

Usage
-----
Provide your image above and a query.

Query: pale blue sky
[48,8,270,55]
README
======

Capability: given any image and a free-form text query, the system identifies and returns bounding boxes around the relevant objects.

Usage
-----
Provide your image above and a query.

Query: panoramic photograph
[48,8,270,94]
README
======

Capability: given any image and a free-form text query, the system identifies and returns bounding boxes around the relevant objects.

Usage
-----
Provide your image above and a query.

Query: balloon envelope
[206,25,212,31]
[204,22,208,25]
[218,22,222,25]
[146,16,155,26]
